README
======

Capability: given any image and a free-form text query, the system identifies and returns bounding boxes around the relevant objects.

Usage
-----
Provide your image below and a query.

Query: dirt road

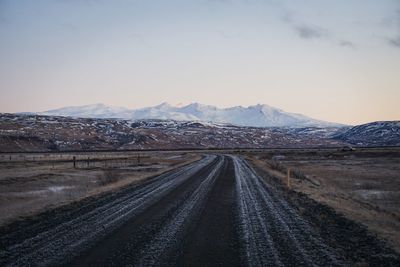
[1,155,399,266]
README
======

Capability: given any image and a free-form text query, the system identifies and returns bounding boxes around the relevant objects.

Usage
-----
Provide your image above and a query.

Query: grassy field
[246,147,400,253]
[0,151,200,226]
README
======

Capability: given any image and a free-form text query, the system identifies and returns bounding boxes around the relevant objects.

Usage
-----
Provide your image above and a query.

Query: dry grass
[0,151,200,226]
[246,148,400,253]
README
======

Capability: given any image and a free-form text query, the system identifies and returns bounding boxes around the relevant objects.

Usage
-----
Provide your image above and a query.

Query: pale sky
[0,0,399,125]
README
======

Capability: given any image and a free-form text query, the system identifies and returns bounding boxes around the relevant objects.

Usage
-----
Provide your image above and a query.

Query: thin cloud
[279,8,329,41]
[338,40,356,49]
[388,36,400,47]
[281,9,355,49]
[295,25,328,40]
[384,9,400,48]
[128,33,151,47]
[281,11,293,24]
[216,30,241,40]
[217,30,231,39]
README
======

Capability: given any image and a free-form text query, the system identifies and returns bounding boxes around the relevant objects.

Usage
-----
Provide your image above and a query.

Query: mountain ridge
[333,121,400,146]
[37,102,345,128]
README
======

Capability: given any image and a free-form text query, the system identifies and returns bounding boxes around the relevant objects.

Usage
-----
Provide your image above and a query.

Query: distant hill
[0,114,345,152]
[333,121,400,146]
[38,102,344,128]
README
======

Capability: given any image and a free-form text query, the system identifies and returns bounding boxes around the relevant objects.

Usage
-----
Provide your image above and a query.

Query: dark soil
[172,157,242,267]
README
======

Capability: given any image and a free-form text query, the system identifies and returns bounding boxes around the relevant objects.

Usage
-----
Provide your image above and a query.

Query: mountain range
[38,103,343,128]
[4,102,395,151]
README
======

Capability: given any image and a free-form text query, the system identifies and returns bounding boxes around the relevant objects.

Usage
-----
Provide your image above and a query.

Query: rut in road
[232,155,345,266]
[172,156,242,267]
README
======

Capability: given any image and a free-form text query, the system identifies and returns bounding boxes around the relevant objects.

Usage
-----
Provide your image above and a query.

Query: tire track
[172,156,242,267]
[232,155,346,267]
[134,157,224,266]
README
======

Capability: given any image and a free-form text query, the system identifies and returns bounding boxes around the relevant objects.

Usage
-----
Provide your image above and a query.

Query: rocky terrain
[333,121,400,146]
[0,113,345,152]
[0,113,398,152]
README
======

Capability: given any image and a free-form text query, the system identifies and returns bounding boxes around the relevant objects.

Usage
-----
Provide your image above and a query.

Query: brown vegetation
[0,151,200,226]
[246,147,400,254]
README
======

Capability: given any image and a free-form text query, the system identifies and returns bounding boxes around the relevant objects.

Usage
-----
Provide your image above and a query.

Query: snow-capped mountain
[39,102,343,127]
[39,103,131,118]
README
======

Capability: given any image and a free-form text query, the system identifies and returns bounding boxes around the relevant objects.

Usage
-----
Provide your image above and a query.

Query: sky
[0,0,399,125]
